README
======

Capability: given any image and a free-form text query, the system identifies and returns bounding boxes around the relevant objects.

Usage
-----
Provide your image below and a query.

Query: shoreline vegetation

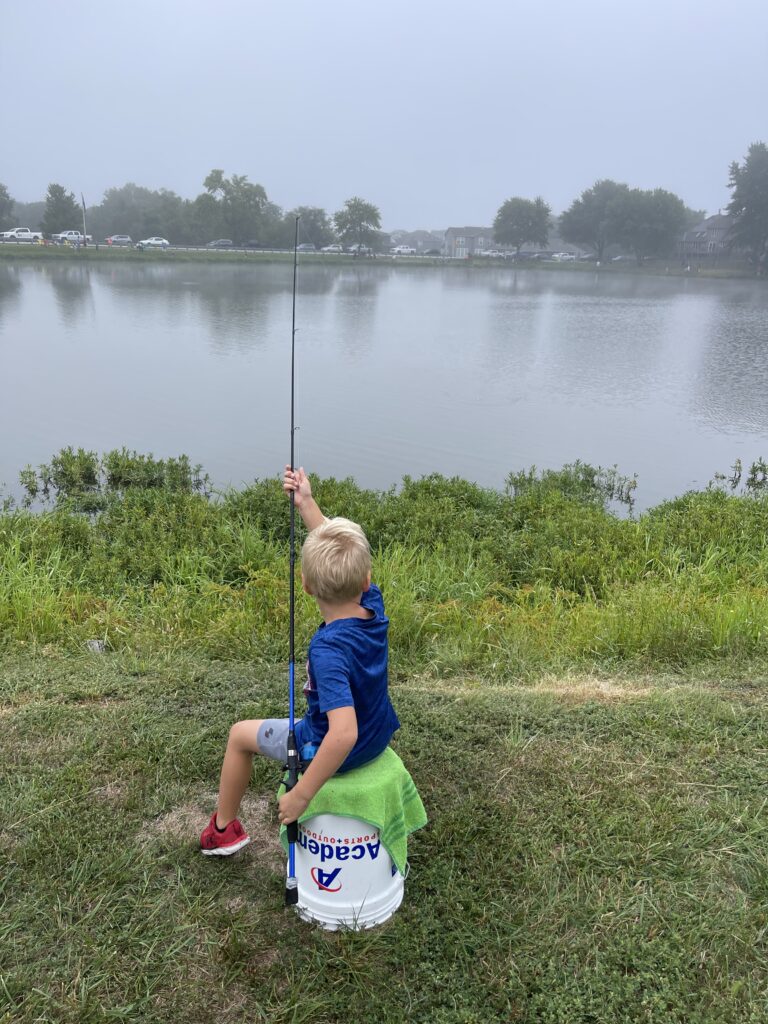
[0,242,761,280]
[3,449,768,672]
[3,451,768,1021]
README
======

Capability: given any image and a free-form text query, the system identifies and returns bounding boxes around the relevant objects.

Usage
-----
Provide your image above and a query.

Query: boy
[200,466,400,855]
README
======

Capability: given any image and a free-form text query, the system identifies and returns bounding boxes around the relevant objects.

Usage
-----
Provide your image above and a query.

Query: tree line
[495,142,768,265]
[1,142,766,263]
[0,173,384,251]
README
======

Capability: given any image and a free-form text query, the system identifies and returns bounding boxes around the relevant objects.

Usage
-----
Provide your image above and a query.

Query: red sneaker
[200,813,251,856]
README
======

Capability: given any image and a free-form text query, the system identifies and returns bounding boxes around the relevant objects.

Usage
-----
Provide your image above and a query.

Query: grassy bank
[2,653,767,1022]
[3,453,768,676]
[0,243,760,278]
[2,454,768,1020]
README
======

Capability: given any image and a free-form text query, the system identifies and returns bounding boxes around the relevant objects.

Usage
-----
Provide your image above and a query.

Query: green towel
[278,747,427,876]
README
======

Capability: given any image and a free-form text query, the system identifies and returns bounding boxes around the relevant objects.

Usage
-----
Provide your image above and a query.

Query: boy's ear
[301,572,312,595]
[362,571,371,593]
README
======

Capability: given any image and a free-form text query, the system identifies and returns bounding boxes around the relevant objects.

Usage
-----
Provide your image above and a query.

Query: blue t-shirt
[296,583,400,772]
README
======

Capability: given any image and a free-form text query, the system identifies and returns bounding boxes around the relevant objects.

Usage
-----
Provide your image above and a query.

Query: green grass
[3,461,768,677]
[1,653,767,1022]
[2,458,768,1019]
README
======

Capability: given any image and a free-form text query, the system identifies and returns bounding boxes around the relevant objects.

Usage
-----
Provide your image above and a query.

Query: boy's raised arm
[283,466,326,531]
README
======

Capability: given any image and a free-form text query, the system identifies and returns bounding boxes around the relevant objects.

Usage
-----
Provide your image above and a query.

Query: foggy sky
[2,0,766,229]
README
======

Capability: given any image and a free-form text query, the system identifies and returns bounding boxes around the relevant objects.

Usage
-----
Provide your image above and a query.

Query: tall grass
[3,452,768,1020]
[2,451,768,675]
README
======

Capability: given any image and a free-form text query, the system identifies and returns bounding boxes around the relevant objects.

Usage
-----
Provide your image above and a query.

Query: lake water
[1,259,767,509]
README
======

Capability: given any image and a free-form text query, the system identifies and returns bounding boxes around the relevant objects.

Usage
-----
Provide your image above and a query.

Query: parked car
[296,242,316,252]
[52,230,93,245]
[391,245,416,255]
[105,234,132,246]
[1,227,44,242]
[321,244,343,253]
[206,239,233,248]
[347,244,372,255]
[423,249,442,256]
[551,252,576,261]
[136,237,170,249]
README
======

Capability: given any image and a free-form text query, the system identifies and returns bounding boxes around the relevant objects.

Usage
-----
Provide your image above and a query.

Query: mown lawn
[2,651,767,1023]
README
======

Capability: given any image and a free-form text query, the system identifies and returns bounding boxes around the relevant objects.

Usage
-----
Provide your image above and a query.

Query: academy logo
[298,827,381,864]
[311,867,342,891]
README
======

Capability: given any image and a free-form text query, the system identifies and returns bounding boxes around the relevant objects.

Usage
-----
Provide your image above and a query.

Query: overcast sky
[2,0,766,230]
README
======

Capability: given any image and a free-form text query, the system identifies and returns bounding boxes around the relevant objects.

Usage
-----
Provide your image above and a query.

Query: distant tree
[12,199,45,230]
[290,206,334,248]
[260,202,292,248]
[188,191,225,245]
[614,188,687,262]
[203,169,268,244]
[41,184,81,235]
[684,206,707,228]
[89,183,188,244]
[493,196,550,255]
[727,141,768,266]
[559,180,629,260]
[333,197,381,247]
[0,183,14,231]
[151,188,189,243]
[372,230,392,253]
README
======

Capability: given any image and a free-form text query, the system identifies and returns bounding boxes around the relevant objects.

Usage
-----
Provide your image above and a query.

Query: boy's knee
[228,719,262,752]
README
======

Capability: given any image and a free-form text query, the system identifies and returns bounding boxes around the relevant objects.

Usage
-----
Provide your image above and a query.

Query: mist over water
[1,261,767,509]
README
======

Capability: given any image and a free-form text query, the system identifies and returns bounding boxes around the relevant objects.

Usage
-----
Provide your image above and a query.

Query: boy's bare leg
[215,719,263,828]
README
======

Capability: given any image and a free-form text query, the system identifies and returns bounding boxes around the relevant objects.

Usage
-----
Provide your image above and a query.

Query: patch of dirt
[531,676,656,703]
[397,673,659,703]
[69,695,125,708]
[0,829,19,853]
[147,791,282,869]
[92,780,128,805]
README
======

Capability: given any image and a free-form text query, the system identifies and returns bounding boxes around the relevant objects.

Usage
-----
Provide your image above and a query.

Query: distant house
[389,229,444,252]
[678,214,734,259]
[444,224,578,258]
[444,227,495,258]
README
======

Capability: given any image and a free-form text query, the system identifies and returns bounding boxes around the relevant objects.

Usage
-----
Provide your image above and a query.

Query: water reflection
[41,262,95,327]
[1,261,768,507]
[0,265,23,330]
[93,263,347,354]
[695,300,768,433]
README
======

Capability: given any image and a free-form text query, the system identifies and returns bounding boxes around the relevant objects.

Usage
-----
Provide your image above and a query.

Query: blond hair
[301,517,371,602]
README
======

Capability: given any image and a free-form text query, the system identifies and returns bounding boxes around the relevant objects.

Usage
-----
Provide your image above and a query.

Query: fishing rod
[284,215,300,907]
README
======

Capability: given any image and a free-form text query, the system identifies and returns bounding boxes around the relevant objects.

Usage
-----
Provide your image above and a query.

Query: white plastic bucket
[293,813,404,930]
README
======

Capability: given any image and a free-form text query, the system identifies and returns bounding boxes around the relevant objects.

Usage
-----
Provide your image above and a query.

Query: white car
[137,237,170,249]
[391,245,416,255]
[321,244,343,253]
[551,252,576,261]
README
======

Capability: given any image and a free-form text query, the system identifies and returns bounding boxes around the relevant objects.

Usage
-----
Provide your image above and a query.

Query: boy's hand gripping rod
[284,216,300,907]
